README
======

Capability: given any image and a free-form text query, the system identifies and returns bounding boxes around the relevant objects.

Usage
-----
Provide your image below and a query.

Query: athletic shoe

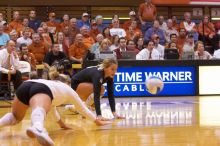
[26,126,54,146]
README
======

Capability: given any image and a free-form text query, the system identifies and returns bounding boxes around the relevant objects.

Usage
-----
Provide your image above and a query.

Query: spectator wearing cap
[80,25,95,49]
[138,0,157,34]
[123,11,137,31]
[0,13,6,26]
[46,12,61,34]
[77,12,90,29]
[2,22,10,34]
[179,12,198,41]
[90,19,100,40]
[95,15,107,33]
[28,33,49,64]
[164,19,179,43]
[198,15,218,54]
[60,14,70,31]
[28,10,41,32]
[0,24,10,48]
[152,34,165,59]
[144,20,166,45]
[110,19,126,38]
[8,11,23,33]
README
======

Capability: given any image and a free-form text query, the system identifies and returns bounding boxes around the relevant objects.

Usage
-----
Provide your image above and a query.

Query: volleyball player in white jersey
[0,67,111,146]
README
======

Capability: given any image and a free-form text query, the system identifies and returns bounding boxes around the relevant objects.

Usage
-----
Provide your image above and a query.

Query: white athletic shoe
[26,126,54,146]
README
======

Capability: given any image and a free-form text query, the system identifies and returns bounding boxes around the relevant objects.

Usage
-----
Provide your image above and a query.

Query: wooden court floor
[0,96,220,146]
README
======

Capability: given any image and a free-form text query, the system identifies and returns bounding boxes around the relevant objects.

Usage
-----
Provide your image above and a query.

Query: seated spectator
[130,20,142,37]
[44,43,66,66]
[102,27,111,40]
[0,13,6,26]
[177,28,187,56]
[0,40,22,90]
[69,33,90,63]
[16,28,33,47]
[165,19,179,43]
[213,40,220,59]
[136,40,160,60]
[110,19,126,38]
[9,30,19,51]
[110,35,119,51]
[18,43,36,71]
[135,36,145,51]
[8,11,23,33]
[172,15,179,31]
[37,26,52,48]
[62,26,73,47]
[90,34,104,58]
[56,32,69,56]
[28,10,41,32]
[215,20,220,37]
[69,18,80,43]
[152,34,165,59]
[126,26,140,41]
[80,25,95,49]
[123,11,137,30]
[198,15,218,54]
[3,22,10,34]
[99,38,112,52]
[90,20,100,40]
[0,23,10,48]
[18,17,34,37]
[158,15,167,32]
[77,12,90,29]
[113,37,128,59]
[164,42,179,59]
[95,15,107,33]
[60,14,70,30]
[194,41,212,60]
[181,33,195,60]
[179,12,198,41]
[28,33,49,64]
[144,20,166,45]
[165,33,178,48]
[46,12,61,33]
[127,40,140,54]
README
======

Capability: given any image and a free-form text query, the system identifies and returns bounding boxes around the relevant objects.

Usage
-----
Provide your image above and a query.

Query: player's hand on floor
[97,115,111,121]
[95,118,112,126]
[113,113,125,119]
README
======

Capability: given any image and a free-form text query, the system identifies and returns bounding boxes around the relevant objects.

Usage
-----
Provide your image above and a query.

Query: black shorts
[16,82,53,105]
[71,79,80,90]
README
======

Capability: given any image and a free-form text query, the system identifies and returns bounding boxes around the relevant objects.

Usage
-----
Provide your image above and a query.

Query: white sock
[0,113,17,127]
[31,107,46,131]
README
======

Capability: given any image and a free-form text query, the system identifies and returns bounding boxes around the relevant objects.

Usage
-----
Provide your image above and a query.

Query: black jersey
[71,66,115,115]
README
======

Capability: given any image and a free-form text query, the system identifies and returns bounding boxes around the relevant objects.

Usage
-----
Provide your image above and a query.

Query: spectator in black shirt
[44,43,66,66]
[71,58,125,120]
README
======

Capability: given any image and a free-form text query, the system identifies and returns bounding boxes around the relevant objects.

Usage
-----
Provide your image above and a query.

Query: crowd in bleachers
[0,0,220,81]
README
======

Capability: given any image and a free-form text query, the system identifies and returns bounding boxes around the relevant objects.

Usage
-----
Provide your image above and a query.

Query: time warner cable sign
[107,66,196,96]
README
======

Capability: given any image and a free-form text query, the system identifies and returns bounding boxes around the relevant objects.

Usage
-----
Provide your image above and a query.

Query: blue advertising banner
[104,66,196,97]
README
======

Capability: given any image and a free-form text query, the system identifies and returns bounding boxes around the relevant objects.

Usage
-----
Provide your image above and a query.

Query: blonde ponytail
[48,66,71,84]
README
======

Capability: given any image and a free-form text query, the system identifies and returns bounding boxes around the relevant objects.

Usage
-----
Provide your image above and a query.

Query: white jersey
[25,79,96,121]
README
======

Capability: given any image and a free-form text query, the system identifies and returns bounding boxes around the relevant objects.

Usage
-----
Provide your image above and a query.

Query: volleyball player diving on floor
[0,67,111,146]
[70,58,125,120]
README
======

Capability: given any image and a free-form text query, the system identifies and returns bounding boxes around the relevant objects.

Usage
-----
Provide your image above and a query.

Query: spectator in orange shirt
[138,0,157,34]
[69,33,90,63]
[19,43,36,71]
[90,20,100,41]
[46,12,60,34]
[176,28,187,56]
[172,15,179,31]
[131,20,142,37]
[123,11,137,31]
[37,26,52,49]
[198,15,218,54]
[69,18,80,43]
[126,26,139,41]
[60,14,70,31]
[8,11,23,33]
[28,33,49,64]
[80,26,95,49]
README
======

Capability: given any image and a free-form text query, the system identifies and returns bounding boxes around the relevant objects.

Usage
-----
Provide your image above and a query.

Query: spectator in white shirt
[16,28,32,47]
[110,19,126,38]
[0,13,6,26]
[165,19,179,43]
[194,41,212,60]
[158,15,167,32]
[136,40,160,60]
[0,40,22,89]
[213,40,220,59]
[152,34,164,59]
